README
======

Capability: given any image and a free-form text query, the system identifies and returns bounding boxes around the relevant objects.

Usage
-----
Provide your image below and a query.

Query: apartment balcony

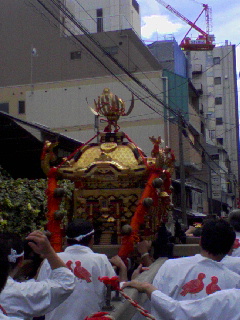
[192,64,203,75]
[194,83,203,95]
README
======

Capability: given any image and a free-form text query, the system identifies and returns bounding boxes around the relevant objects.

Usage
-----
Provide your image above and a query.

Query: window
[132,0,139,13]
[201,122,205,135]
[211,154,219,160]
[213,57,220,65]
[208,130,215,139]
[0,103,9,113]
[214,77,221,85]
[216,118,223,125]
[97,8,103,33]
[216,138,223,145]
[70,51,81,60]
[104,46,118,56]
[215,97,222,105]
[18,101,25,114]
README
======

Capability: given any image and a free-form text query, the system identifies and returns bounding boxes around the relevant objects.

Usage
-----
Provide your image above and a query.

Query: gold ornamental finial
[89,88,135,132]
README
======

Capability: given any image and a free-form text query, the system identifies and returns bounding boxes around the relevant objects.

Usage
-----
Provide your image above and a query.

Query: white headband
[8,249,24,263]
[67,229,95,242]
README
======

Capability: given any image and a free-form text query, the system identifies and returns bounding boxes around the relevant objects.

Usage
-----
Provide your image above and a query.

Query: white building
[62,0,141,36]
[190,42,239,212]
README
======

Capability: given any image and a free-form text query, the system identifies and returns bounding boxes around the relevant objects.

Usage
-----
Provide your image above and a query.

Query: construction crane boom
[158,0,208,36]
[155,0,215,51]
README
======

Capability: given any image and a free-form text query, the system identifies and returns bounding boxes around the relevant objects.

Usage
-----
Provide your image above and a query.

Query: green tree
[0,166,73,237]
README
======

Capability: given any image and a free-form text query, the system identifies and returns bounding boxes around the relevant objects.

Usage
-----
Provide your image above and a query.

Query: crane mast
[155,0,215,51]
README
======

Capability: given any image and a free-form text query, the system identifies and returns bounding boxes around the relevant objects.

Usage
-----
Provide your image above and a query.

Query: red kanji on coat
[74,261,92,283]
[66,260,73,272]
[233,239,240,249]
[206,276,221,295]
[180,273,206,296]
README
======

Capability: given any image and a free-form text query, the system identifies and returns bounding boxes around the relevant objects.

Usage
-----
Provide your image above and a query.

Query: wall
[64,0,141,36]
[24,71,165,156]
[190,45,239,182]
[0,2,146,87]
[148,40,187,77]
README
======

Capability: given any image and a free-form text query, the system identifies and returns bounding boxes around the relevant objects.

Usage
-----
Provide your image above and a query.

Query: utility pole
[178,112,187,226]
[94,115,100,144]
[208,166,213,214]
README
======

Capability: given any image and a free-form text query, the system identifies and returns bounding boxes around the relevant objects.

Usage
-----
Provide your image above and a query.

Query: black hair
[192,227,202,237]
[0,232,24,271]
[66,219,94,246]
[152,223,174,259]
[228,209,240,232]
[0,245,10,292]
[201,219,236,256]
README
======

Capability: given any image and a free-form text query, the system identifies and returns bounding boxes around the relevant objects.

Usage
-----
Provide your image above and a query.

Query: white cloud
[141,15,185,39]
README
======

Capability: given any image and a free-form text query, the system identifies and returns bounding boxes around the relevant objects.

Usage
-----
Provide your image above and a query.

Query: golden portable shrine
[41,88,175,259]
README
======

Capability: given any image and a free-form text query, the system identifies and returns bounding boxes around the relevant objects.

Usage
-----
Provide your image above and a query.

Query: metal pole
[94,115,100,144]
[208,166,213,214]
[178,112,187,226]
[30,45,33,92]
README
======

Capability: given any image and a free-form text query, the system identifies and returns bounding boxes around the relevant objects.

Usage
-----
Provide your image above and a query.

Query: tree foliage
[0,166,74,238]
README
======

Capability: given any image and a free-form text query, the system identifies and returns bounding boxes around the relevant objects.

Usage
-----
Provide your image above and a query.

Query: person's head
[192,227,202,237]
[200,219,235,257]
[66,219,94,247]
[0,232,24,274]
[228,209,240,232]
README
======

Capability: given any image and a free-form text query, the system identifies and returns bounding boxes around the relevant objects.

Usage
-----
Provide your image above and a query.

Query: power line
[28,0,238,182]
[70,0,164,98]
[36,0,182,119]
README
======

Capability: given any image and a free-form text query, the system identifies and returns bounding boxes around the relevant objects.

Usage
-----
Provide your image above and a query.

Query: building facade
[63,0,141,36]
[189,43,239,213]
[0,0,166,156]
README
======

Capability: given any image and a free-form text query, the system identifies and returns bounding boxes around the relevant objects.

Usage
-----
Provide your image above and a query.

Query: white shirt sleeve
[0,267,75,319]
[152,261,172,294]
[0,314,24,320]
[151,289,240,320]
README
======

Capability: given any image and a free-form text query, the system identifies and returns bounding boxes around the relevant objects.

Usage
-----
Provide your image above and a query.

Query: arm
[0,231,75,318]
[151,289,237,320]
[122,280,157,299]
[26,230,66,270]
[109,255,128,282]
[1,268,75,318]
[136,240,153,267]
[123,282,239,320]
[131,264,149,280]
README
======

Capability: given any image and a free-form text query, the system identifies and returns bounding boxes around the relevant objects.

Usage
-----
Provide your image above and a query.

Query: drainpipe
[162,76,169,147]
[119,33,129,71]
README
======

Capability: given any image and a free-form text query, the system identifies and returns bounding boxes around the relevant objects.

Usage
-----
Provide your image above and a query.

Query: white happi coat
[0,267,75,320]
[37,245,116,320]
[232,231,240,257]
[221,255,240,275]
[0,313,23,320]
[151,288,240,320]
[153,254,240,301]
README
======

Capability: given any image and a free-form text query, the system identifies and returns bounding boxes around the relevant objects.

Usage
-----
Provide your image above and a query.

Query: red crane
[155,0,215,51]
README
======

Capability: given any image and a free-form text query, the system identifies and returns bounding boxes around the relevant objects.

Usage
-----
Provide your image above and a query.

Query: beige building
[0,0,213,219]
[189,43,239,213]
[62,0,141,36]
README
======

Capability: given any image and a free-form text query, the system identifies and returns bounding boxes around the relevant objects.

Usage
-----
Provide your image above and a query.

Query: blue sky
[138,0,240,74]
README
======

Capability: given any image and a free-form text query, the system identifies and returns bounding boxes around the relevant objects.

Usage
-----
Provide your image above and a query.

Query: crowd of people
[124,209,240,319]
[1,210,240,319]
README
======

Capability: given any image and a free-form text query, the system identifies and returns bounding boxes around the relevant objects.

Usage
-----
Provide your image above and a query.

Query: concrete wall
[23,71,165,155]
[148,40,187,78]
[190,45,239,182]
[64,0,141,36]
[0,2,147,88]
